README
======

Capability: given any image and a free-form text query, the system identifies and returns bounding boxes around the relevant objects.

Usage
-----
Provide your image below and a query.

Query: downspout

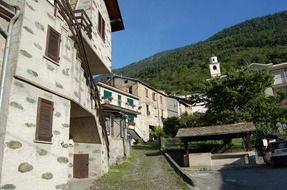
[0,6,20,112]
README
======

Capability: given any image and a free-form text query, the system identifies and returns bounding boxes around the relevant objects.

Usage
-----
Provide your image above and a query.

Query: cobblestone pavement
[88,146,190,190]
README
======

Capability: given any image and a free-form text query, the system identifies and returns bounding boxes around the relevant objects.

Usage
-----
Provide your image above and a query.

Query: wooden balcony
[73,9,92,39]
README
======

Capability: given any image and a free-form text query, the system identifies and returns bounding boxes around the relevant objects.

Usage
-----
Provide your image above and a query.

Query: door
[73,154,89,178]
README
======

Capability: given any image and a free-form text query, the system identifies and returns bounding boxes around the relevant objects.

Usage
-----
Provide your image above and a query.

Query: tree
[187,67,287,146]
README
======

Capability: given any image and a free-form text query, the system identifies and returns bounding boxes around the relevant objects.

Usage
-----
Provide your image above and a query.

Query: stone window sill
[34,140,53,144]
[43,55,59,66]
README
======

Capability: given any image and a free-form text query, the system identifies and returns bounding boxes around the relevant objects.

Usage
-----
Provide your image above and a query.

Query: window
[213,65,217,70]
[98,12,105,40]
[146,105,150,115]
[129,86,133,94]
[127,98,134,106]
[103,90,112,98]
[128,115,134,122]
[46,26,61,63]
[152,92,156,101]
[118,95,121,106]
[145,88,148,98]
[35,98,54,142]
[160,96,163,104]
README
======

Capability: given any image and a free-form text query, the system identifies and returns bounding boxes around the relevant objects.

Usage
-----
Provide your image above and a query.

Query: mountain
[113,11,287,94]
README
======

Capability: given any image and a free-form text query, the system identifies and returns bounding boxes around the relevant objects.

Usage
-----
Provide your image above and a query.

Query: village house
[0,0,124,189]
[250,62,287,99]
[96,82,141,164]
[166,95,192,118]
[108,75,168,141]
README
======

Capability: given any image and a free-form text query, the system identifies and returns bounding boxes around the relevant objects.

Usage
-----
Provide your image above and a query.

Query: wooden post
[183,140,189,167]
[184,140,189,155]
[245,133,252,151]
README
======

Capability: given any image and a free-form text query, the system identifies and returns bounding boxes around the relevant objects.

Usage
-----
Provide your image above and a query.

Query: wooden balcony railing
[73,9,92,38]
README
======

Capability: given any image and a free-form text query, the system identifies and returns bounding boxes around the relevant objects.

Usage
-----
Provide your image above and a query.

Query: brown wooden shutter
[36,98,54,142]
[46,26,61,62]
[98,12,105,41]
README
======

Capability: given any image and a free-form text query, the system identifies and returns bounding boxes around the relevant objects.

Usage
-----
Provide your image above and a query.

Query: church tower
[209,56,221,78]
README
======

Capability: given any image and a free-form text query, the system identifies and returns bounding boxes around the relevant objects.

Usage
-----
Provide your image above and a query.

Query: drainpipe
[0,6,20,112]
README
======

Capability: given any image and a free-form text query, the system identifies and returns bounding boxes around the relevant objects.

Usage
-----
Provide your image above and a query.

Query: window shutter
[46,26,61,62]
[36,98,54,142]
[127,98,134,106]
[98,12,105,41]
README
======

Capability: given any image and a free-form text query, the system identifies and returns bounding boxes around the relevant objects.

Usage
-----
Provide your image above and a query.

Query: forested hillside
[113,11,287,94]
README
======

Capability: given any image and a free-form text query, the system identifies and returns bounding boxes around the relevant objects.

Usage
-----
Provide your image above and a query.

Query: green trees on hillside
[115,11,287,94]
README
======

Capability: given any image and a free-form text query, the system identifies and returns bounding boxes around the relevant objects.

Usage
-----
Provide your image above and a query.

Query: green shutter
[128,115,134,122]
[118,95,121,106]
[127,98,134,106]
[103,90,112,98]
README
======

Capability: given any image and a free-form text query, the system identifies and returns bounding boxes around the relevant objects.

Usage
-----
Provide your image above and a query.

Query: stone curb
[161,150,194,186]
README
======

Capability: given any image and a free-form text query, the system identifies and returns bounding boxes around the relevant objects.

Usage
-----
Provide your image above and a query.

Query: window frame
[98,12,105,41]
[145,88,148,98]
[35,98,54,143]
[152,92,156,101]
[45,25,61,63]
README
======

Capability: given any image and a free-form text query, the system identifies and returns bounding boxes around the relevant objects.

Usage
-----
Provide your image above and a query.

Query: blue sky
[111,0,287,69]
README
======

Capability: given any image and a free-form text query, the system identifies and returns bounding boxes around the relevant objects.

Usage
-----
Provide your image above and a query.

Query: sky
[111,0,287,69]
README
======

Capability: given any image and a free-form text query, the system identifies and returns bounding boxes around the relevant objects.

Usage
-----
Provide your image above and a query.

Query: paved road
[185,166,287,190]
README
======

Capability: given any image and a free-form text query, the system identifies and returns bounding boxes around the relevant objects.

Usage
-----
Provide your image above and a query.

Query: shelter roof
[176,122,256,140]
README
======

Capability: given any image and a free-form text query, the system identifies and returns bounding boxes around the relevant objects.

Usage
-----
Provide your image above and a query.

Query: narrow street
[88,145,190,190]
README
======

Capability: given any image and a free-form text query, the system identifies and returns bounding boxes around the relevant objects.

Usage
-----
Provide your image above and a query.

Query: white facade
[0,0,123,189]
[250,62,287,97]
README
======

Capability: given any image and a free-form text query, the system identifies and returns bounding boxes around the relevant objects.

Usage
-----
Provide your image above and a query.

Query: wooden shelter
[176,123,256,154]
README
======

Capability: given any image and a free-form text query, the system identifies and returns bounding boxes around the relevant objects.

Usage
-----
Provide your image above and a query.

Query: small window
[35,98,54,142]
[160,96,163,104]
[46,26,61,63]
[129,86,133,94]
[127,98,134,106]
[152,92,156,101]
[118,95,121,106]
[146,105,150,115]
[103,90,112,98]
[98,12,105,41]
[145,88,148,98]
[213,65,217,70]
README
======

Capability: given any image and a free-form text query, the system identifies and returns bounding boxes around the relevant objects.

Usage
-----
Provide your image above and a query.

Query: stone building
[166,95,192,118]
[0,0,124,189]
[97,82,141,165]
[109,75,168,141]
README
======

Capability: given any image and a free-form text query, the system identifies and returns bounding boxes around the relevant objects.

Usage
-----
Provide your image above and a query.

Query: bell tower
[209,56,221,78]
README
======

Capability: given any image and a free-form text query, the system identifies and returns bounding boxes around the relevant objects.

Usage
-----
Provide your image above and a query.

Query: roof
[176,123,256,140]
[168,95,191,107]
[250,62,287,71]
[104,0,124,32]
[113,75,168,97]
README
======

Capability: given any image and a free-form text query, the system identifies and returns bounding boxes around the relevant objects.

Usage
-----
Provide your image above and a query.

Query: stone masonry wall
[1,78,71,190]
